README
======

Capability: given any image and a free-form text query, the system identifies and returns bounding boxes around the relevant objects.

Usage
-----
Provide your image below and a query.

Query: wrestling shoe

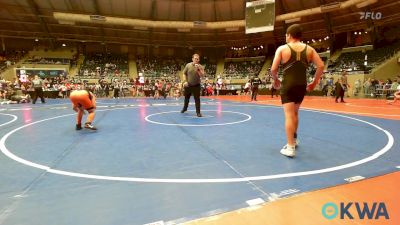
[280,144,296,157]
[84,123,97,130]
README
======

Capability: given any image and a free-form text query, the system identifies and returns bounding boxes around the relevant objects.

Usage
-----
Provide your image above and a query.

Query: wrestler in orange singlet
[69,89,97,130]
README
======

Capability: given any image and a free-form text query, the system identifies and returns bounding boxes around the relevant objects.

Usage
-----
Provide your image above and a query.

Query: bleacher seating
[329,41,400,72]
[223,58,264,79]
[137,57,183,79]
[23,57,71,65]
[0,50,27,73]
[204,64,216,79]
[79,53,129,79]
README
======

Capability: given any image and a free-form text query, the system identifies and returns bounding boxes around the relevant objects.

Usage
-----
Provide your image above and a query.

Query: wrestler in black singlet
[280,44,309,104]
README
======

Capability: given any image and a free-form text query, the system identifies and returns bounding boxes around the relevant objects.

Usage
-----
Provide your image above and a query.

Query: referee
[250,74,262,101]
[31,75,45,104]
[180,53,205,117]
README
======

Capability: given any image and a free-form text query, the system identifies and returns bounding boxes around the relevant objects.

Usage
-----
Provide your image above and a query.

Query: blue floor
[0,97,399,225]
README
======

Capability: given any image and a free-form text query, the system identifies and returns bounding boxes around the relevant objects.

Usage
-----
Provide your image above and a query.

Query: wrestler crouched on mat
[69,89,97,130]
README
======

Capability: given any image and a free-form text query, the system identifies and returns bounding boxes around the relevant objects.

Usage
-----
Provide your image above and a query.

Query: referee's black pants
[182,84,201,113]
[251,86,259,101]
[32,87,45,104]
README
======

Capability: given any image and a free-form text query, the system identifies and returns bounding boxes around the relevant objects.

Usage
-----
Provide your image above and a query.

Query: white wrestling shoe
[84,123,97,130]
[280,144,296,157]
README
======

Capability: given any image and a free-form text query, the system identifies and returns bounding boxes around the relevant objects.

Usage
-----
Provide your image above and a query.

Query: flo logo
[359,11,382,20]
[322,202,389,220]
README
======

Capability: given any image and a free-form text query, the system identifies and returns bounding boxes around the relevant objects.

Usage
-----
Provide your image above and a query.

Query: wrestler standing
[271,24,324,157]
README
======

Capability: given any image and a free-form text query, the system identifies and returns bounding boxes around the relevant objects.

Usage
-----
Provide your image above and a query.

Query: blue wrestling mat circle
[145,110,252,126]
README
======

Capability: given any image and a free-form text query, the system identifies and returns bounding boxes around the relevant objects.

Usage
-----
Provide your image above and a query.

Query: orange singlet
[69,90,94,111]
